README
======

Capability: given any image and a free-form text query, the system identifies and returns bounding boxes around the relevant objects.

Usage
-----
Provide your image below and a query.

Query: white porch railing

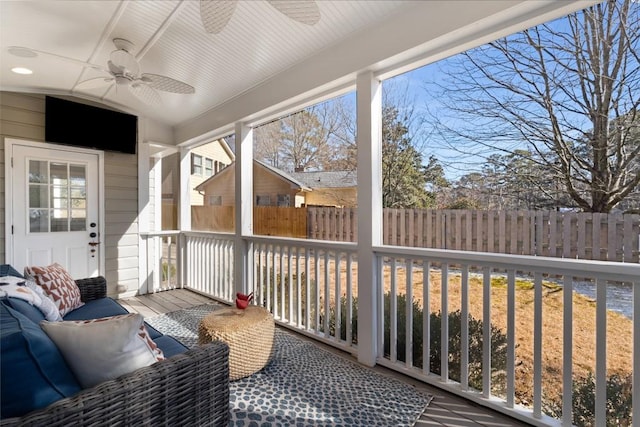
[247,236,358,353]
[141,231,638,426]
[184,231,235,303]
[140,231,181,293]
[375,246,639,427]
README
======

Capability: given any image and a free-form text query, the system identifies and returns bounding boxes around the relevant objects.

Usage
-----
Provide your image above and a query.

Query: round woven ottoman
[198,306,275,381]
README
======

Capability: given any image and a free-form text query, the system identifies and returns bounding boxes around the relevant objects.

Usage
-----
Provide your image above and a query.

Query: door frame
[4,138,105,276]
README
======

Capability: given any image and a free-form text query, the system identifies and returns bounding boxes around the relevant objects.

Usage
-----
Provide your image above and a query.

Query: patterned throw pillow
[24,263,84,317]
[41,314,165,388]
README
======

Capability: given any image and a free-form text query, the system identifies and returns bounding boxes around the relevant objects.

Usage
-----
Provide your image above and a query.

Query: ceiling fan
[8,38,194,105]
[200,0,320,34]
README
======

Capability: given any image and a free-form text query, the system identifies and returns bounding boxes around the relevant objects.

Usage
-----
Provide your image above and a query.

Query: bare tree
[254,102,343,172]
[254,120,284,168]
[431,0,639,212]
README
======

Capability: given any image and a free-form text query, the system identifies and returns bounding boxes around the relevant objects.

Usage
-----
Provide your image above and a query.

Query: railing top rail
[183,230,234,239]
[141,230,181,237]
[375,245,640,282]
[247,235,358,252]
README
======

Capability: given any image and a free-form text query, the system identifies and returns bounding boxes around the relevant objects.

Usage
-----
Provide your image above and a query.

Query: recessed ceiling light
[11,67,33,75]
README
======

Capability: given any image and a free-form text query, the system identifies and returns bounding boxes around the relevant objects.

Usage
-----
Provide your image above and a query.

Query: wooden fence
[188,205,640,263]
[191,206,307,238]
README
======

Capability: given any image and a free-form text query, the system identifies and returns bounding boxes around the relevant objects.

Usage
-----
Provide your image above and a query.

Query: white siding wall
[104,151,139,295]
[0,91,139,296]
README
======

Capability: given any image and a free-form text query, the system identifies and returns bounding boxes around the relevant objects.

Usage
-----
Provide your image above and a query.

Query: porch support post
[178,148,191,288]
[356,71,382,367]
[234,122,253,296]
[137,141,151,295]
[178,148,192,232]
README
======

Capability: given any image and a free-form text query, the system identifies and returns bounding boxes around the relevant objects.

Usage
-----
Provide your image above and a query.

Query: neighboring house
[160,138,234,228]
[189,140,235,206]
[194,160,357,208]
[162,138,235,207]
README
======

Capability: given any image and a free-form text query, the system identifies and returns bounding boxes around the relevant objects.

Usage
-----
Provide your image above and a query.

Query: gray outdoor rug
[146,304,432,427]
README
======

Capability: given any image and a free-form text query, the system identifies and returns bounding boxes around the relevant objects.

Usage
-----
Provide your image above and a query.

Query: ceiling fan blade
[129,82,162,105]
[267,0,320,26]
[75,76,115,91]
[7,46,107,72]
[140,74,195,94]
[200,0,237,34]
[110,49,140,76]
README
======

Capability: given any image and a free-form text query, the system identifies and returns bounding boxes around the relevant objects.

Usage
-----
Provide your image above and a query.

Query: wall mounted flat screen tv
[45,96,138,154]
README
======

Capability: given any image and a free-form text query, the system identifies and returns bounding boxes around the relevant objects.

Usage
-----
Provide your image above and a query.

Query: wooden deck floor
[120,289,531,427]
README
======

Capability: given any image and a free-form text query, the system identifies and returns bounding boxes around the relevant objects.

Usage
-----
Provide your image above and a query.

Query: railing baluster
[423,259,430,376]
[288,245,293,323]
[315,250,320,332]
[305,247,311,330]
[595,278,607,426]
[507,269,516,408]
[346,253,353,347]
[377,256,384,359]
[533,272,543,418]
[390,258,397,363]
[441,263,449,382]
[634,280,639,427]
[324,250,330,338]
[296,247,302,327]
[562,275,573,426]
[406,258,413,369]
[482,266,491,398]
[266,244,272,312]
[335,252,341,342]
[461,264,469,391]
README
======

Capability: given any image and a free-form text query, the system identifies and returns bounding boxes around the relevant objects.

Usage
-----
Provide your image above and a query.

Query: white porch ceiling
[1,1,597,144]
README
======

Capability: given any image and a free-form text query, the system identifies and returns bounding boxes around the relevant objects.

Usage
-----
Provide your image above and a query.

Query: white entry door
[7,140,103,279]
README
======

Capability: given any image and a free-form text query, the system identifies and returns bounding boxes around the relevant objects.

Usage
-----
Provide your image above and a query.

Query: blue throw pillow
[0,304,81,419]
[0,264,23,278]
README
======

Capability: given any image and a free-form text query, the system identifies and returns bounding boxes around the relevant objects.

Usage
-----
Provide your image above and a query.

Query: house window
[277,194,290,207]
[205,158,213,177]
[191,154,203,176]
[256,195,271,206]
[207,195,222,206]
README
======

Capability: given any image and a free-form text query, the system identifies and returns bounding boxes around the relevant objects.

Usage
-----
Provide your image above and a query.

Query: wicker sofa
[0,269,230,426]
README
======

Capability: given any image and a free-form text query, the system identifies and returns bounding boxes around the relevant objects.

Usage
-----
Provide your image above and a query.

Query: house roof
[194,159,312,192]
[194,159,356,192]
[289,170,357,189]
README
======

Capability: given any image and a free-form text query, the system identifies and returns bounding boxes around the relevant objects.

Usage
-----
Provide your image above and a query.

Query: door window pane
[70,165,86,186]
[29,209,50,232]
[29,160,48,183]
[50,163,68,185]
[29,185,48,208]
[28,161,87,233]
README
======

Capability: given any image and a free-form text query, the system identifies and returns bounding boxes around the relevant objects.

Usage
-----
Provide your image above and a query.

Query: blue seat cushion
[153,335,189,358]
[62,297,129,320]
[0,304,81,418]
[144,322,163,339]
[0,297,46,324]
